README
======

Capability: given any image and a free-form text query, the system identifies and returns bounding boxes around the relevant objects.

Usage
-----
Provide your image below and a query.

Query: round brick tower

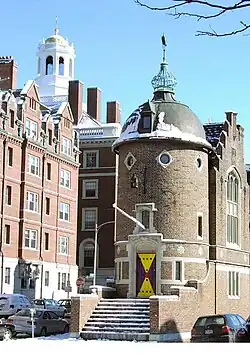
[112,36,212,298]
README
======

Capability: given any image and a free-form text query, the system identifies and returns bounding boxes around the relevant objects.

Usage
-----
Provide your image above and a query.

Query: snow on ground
[0,334,248,353]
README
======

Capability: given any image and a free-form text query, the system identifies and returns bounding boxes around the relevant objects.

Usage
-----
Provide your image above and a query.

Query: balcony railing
[78,124,121,140]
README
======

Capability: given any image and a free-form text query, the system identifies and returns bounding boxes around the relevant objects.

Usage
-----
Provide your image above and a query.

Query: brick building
[76,89,121,284]
[0,56,79,299]
[111,37,250,338]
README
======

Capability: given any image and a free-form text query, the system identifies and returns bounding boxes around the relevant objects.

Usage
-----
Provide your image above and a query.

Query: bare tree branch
[134,0,250,37]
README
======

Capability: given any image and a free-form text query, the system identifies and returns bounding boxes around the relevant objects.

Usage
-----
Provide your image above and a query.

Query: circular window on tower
[196,157,202,170]
[124,152,137,171]
[157,151,173,168]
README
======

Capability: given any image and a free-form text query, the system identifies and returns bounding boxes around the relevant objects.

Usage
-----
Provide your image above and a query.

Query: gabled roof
[203,123,224,147]
[20,80,40,101]
[76,110,102,129]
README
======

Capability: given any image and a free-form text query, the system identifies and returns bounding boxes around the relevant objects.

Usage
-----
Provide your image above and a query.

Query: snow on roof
[20,80,34,95]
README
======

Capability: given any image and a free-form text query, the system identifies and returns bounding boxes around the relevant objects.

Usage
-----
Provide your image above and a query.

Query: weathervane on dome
[151,34,177,94]
[161,34,167,63]
[55,16,59,35]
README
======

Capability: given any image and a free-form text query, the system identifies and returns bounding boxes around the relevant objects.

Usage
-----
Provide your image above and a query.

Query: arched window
[227,171,240,245]
[37,57,41,75]
[59,56,64,75]
[69,59,72,77]
[46,56,53,75]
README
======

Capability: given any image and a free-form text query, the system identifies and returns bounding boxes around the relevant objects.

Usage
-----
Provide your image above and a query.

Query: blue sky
[2,0,250,161]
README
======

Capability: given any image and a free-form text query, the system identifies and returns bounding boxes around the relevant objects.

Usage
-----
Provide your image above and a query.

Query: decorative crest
[55,16,59,35]
[151,34,177,94]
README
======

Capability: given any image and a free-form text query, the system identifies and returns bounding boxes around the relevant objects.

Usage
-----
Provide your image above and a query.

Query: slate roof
[203,123,224,147]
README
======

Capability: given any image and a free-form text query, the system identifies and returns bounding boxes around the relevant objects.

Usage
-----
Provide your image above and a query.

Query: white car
[32,299,67,317]
[0,294,32,317]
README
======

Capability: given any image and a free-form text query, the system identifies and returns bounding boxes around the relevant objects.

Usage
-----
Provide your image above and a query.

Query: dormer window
[143,116,151,130]
[46,56,53,75]
[59,57,64,76]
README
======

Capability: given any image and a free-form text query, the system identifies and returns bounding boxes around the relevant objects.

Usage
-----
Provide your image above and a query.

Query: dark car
[0,318,15,340]
[58,299,71,317]
[236,316,250,342]
[191,314,246,342]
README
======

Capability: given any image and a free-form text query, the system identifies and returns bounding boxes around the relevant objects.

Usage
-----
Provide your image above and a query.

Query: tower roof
[44,18,68,46]
[113,36,211,153]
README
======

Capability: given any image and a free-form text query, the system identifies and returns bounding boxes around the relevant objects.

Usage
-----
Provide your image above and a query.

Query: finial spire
[151,35,177,94]
[161,34,167,63]
[55,16,59,35]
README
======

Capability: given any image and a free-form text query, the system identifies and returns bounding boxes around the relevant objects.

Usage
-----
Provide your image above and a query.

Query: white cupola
[35,21,75,99]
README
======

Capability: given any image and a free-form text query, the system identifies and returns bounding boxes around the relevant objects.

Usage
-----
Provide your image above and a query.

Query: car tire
[3,328,13,341]
[63,325,69,334]
[40,327,47,337]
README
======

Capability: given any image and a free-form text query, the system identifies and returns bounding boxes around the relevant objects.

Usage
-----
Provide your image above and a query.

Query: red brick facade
[0,78,79,299]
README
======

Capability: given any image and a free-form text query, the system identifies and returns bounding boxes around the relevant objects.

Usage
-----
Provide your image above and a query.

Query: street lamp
[93,221,115,287]
[92,204,145,287]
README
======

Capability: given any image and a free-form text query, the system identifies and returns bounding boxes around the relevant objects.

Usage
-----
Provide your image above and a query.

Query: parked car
[0,294,32,318]
[32,299,67,317]
[6,309,69,337]
[191,314,246,342]
[235,316,250,342]
[58,299,71,316]
[0,318,15,340]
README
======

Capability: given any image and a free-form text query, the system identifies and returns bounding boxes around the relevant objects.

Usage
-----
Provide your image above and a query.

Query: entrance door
[136,253,156,297]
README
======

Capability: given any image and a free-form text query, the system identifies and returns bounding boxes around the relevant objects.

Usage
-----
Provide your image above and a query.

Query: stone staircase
[80,298,150,341]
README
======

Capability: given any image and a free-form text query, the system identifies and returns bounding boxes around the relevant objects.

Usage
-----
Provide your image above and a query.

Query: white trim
[82,179,99,199]
[83,150,99,169]
[124,152,137,171]
[115,257,129,262]
[156,150,173,168]
[216,262,249,274]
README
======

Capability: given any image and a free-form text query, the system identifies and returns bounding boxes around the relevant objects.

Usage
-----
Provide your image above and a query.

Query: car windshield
[15,309,43,318]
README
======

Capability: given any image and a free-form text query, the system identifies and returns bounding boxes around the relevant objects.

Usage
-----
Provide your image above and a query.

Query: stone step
[82,326,150,333]
[94,308,149,315]
[100,299,150,304]
[80,331,150,341]
[86,321,150,327]
[91,313,149,318]
[99,302,149,307]
[96,305,149,310]
[88,317,150,322]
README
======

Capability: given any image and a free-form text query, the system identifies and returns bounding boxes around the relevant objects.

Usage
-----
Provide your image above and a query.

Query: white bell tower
[35,20,75,99]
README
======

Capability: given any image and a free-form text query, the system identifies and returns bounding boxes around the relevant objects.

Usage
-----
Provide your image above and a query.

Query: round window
[196,157,202,169]
[159,153,171,165]
[127,156,134,167]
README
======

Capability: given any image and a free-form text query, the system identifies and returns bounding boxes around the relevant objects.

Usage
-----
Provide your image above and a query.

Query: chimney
[87,87,101,121]
[106,101,121,124]
[68,80,83,126]
[0,56,18,90]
